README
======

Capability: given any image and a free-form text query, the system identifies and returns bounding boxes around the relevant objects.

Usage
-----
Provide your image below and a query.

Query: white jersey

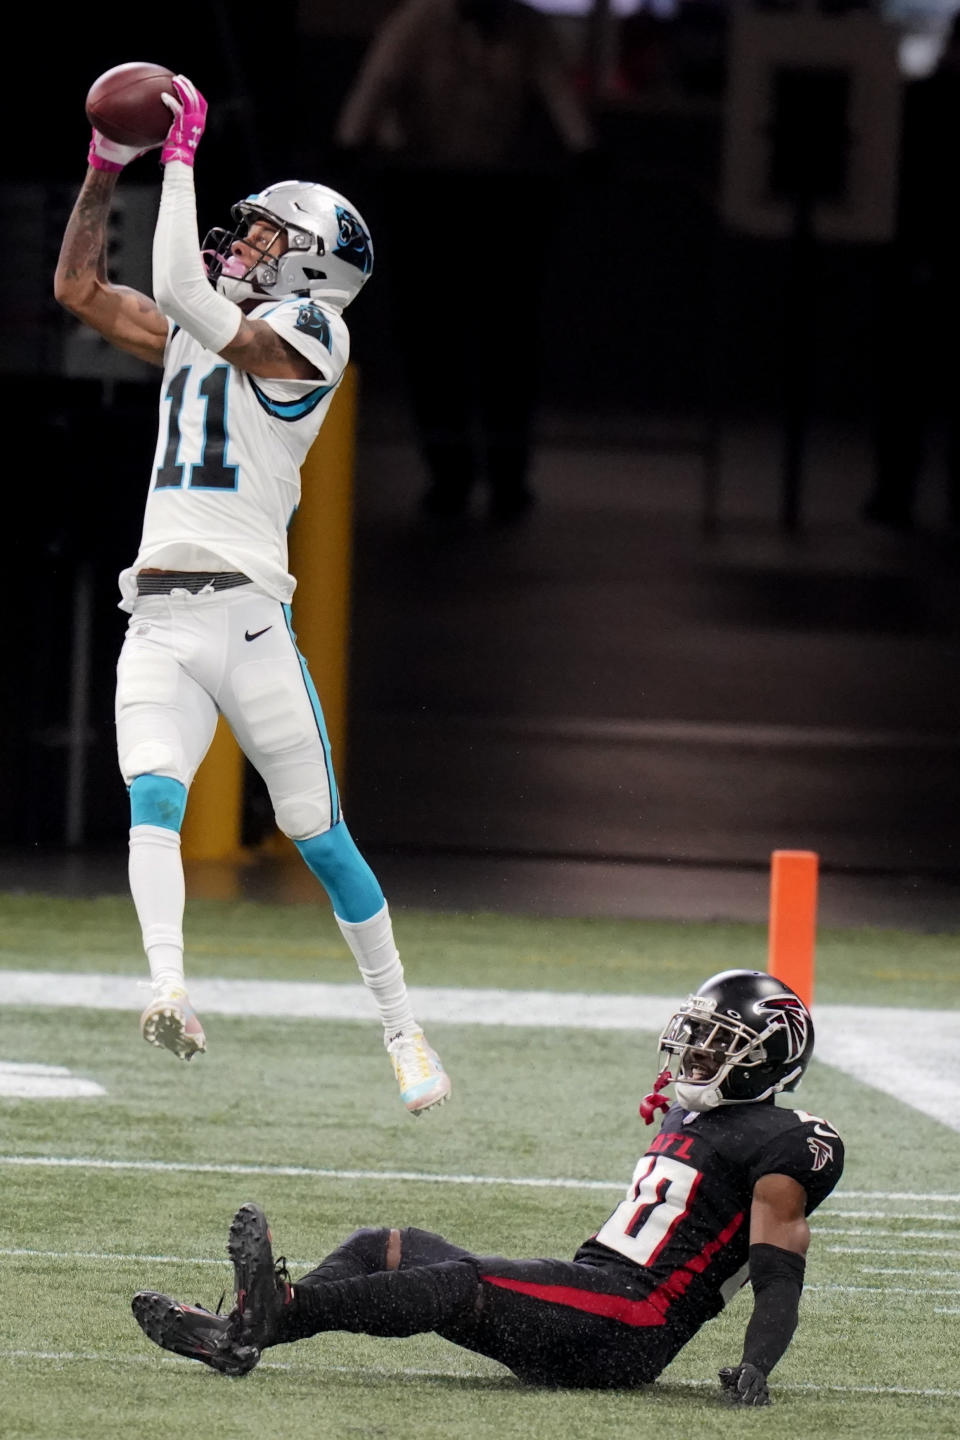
[118,296,350,612]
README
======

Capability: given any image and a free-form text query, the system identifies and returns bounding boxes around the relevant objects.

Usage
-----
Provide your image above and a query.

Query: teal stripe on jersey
[250,379,335,421]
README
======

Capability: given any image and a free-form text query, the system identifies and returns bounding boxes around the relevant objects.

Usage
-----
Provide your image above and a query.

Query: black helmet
[657,969,814,1112]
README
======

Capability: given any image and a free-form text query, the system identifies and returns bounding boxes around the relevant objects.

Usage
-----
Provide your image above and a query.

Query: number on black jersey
[596,1155,701,1265]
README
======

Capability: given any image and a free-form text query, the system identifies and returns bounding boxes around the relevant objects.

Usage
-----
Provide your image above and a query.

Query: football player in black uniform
[131,969,844,1404]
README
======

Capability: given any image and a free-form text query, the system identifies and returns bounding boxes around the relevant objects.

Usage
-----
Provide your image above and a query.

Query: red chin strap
[639,1067,673,1125]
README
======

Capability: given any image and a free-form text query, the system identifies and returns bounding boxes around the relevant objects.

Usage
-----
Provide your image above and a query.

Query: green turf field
[2,892,959,1439]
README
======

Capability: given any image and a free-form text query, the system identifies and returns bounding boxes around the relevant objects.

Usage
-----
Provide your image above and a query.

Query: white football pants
[115,585,338,838]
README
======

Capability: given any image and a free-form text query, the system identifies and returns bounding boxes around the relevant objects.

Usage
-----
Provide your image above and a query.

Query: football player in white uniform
[54,75,450,1115]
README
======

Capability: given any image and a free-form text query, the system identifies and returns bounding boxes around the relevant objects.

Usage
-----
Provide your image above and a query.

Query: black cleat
[131,1290,259,1377]
[228,1202,292,1355]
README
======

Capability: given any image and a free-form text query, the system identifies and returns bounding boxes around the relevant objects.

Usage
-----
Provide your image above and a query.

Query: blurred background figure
[864,10,960,533]
[334,0,596,525]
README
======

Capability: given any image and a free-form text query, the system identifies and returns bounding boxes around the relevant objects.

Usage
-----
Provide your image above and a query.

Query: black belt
[136,571,251,596]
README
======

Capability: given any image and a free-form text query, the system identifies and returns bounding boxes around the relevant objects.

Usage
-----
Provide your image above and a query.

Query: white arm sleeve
[152,161,243,354]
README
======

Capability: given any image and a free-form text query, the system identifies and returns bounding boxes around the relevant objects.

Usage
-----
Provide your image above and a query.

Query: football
[85,62,176,148]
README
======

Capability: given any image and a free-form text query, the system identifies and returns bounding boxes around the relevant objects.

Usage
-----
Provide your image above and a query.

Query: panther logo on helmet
[334,207,373,275]
[202,180,374,312]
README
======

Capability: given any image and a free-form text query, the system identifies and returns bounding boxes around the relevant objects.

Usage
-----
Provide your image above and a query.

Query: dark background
[4,0,960,917]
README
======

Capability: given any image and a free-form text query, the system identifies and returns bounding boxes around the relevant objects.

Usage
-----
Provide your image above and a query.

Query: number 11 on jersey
[595,1154,701,1266]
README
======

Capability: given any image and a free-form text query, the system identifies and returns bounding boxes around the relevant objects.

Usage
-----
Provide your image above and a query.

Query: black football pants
[277,1226,669,1388]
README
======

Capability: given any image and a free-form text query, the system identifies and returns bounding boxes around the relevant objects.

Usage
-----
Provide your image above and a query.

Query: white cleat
[387,1030,451,1114]
[140,984,206,1061]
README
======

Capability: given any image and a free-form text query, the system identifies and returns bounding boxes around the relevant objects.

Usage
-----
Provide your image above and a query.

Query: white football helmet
[202,180,374,311]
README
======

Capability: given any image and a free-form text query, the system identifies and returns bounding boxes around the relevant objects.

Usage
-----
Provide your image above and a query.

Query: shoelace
[206,1258,293,1356]
[391,1034,433,1079]
[185,1299,220,1316]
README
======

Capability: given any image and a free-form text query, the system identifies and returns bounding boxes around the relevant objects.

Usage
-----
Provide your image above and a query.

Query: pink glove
[88,128,158,173]
[160,75,208,166]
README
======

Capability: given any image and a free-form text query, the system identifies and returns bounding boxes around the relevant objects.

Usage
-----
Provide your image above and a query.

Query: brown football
[85,62,176,147]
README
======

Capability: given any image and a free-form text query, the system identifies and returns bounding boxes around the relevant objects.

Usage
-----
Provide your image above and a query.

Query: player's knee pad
[274,792,332,840]
[339,1228,391,1273]
[397,1228,475,1269]
[118,739,184,789]
[295,822,384,922]
[128,774,188,832]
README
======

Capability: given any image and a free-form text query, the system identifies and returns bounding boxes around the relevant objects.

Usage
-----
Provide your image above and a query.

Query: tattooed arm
[54,167,169,366]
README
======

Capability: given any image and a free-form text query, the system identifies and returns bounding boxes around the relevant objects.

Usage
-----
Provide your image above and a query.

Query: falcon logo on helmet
[654,968,816,1113]
[755,994,810,1064]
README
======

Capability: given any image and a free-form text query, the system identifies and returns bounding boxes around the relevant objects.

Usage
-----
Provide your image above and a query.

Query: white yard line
[861,1266,960,1276]
[830,1247,960,1258]
[806,1284,960,1295]
[0,1154,958,1229]
[814,1227,960,1240]
[0,1154,624,1190]
[0,1151,958,1224]
[6,1244,956,1291]
[831,1191,960,1202]
[822,1210,960,1221]
[0,1348,958,1398]
[2,973,684,1028]
[3,1247,955,1297]
[4,970,960,1129]
[0,1246,317,1268]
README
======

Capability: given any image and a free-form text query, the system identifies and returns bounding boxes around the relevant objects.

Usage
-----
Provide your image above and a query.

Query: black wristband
[741,1243,806,1375]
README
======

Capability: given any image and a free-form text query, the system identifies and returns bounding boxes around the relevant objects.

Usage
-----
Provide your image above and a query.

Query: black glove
[718,1363,770,1406]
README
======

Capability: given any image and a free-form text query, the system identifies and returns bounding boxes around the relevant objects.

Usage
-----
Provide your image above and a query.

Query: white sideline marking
[0,1154,958,1222]
[3,1247,955,1298]
[816,1228,960,1240]
[806,1284,960,1296]
[822,1210,960,1222]
[0,1153,624,1190]
[862,1267,960,1276]
[0,1348,958,1398]
[4,970,960,1131]
[829,1247,960,1258]
[833,1191,960,1202]
[0,1246,317,1268]
[0,1061,104,1099]
[811,1005,960,1134]
[1,973,681,1030]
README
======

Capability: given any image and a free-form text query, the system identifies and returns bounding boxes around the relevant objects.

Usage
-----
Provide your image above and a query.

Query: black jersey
[574,1100,844,1359]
